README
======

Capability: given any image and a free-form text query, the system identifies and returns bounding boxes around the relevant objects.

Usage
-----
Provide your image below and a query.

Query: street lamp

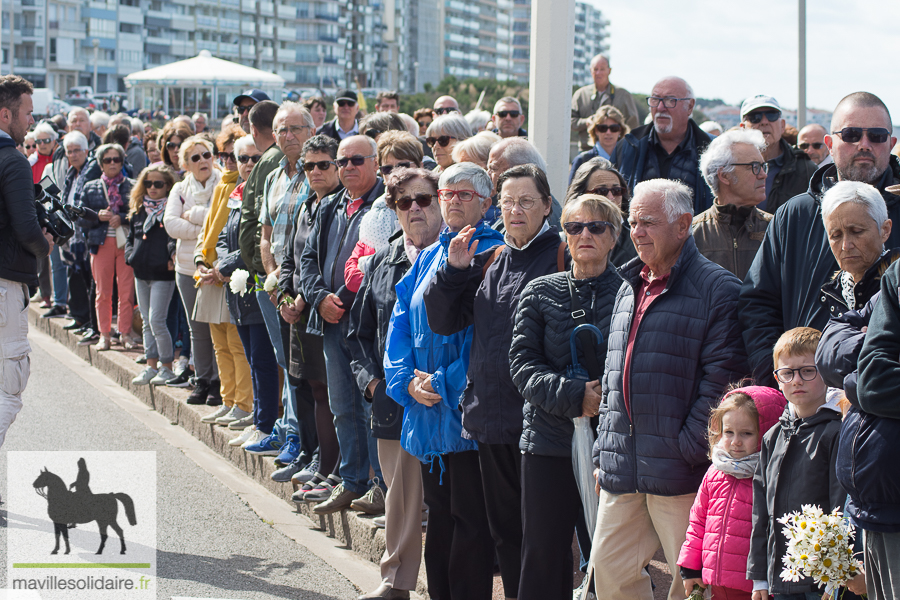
[413,61,418,93]
[92,38,99,94]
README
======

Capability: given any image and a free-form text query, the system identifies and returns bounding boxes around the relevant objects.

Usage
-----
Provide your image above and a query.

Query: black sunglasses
[563,221,615,236]
[426,135,457,147]
[237,154,261,164]
[101,156,123,165]
[335,154,375,168]
[303,160,335,172]
[24,143,36,149]
[165,141,180,150]
[832,127,891,144]
[595,124,622,133]
[236,105,253,114]
[496,110,520,119]
[217,152,235,161]
[364,129,382,139]
[434,107,458,115]
[190,151,212,163]
[744,110,782,124]
[36,137,53,144]
[336,99,357,108]
[396,193,435,211]
[379,162,413,176]
[146,180,168,189]
[798,142,824,150]
[588,185,625,197]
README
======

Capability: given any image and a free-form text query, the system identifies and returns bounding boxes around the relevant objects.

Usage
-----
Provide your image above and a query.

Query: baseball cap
[233,89,271,106]
[334,89,358,103]
[740,95,781,118]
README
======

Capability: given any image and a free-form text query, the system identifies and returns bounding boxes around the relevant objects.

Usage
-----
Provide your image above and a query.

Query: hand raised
[446,225,479,270]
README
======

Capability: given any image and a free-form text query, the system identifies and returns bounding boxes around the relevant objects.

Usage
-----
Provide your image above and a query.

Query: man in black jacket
[739,91,900,385]
[0,75,53,448]
[317,89,360,142]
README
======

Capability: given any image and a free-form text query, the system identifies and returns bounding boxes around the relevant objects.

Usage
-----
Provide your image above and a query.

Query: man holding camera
[0,75,53,448]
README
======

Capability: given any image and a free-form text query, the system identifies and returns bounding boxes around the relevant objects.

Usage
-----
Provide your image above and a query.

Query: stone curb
[30,306,430,598]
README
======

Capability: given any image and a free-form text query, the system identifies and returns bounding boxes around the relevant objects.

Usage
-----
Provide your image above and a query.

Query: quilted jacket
[676,386,786,592]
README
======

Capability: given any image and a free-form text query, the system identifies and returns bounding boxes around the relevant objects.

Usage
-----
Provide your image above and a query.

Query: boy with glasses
[748,327,843,600]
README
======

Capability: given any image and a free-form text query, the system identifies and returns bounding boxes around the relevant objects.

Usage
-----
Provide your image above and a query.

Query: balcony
[241,21,255,35]
[314,11,339,21]
[15,58,41,68]
[20,27,43,38]
[21,0,38,6]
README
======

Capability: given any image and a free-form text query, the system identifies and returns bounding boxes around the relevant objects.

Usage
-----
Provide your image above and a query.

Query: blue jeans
[235,322,279,434]
[49,244,68,307]
[256,290,298,442]
[774,594,821,600]
[323,319,381,494]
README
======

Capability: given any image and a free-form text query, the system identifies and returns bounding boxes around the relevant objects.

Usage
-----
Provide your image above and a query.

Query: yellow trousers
[209,322,253,413]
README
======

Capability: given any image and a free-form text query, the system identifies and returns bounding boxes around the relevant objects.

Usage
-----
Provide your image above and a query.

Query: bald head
[831,92,892,133]
[797,124,830,165]
[434,96,460,116]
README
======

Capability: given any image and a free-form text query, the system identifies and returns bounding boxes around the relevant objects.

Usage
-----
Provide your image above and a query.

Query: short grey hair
[495,137,548,174]
[33,122,58,140]
[439,162,493,200]
[493,96,522,114]
[452,131,501,165]
[130,117,144,135]
[700,129,766,195]
[233,135,258,159]
[396,112,420,136]
[90,111,110,128]
[821,181,889,228]
[191,112,208,122]
[426,114,473,142]
[464,109,492,131]
[67,106,89,123]
[273,101,315,130]
[63,130,88,151]
[633,179,693,223]
[95,142,125,162]
[699,121,722,135]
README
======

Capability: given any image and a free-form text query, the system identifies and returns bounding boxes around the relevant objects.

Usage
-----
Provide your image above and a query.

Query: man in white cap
[739,94,816,212]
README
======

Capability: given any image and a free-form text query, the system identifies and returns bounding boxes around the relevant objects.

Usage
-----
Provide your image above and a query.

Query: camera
[34,176,82,245]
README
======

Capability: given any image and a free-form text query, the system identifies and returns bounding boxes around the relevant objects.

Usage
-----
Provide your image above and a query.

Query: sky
[583,0,900,124]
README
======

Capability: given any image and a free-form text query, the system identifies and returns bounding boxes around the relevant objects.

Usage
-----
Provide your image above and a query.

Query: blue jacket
[384,223,504,464]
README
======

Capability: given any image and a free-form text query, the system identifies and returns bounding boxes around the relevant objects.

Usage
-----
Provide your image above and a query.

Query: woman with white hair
[451,130,501,169]
[29,122,58,183]
[425,114,473,172]
[820,180,898,319]
[22,131,36,158]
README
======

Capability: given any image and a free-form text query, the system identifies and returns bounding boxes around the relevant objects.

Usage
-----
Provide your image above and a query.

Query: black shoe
[206,379,222,406]
[187,378,211,405]
[166,369,194,388]
[77,329,99,345]
[63,320,85,331]
[42,305,68,318]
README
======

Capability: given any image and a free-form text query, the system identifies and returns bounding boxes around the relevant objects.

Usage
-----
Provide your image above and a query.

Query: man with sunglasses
[432,96,460,117]
[232,88,270,133]
[797,123,833,167]
[491,97,527,139]
[318,89,360,143]
[612,76,714,215]
[571,54,640,151]
[741,91,900,386]
[738,95,816,213]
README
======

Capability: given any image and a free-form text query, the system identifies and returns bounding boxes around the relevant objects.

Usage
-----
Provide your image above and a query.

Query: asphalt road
[0,336,363,600]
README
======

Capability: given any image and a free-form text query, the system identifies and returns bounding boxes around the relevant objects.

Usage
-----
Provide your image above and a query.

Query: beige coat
[570,82,640,151]
[692,203,772,280]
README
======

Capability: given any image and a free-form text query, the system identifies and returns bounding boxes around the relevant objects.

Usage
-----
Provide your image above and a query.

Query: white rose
[264,271,279,293]
[229,269,250,296]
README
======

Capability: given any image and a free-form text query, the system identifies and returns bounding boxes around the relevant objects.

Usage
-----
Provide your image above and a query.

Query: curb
[30,306,430,598]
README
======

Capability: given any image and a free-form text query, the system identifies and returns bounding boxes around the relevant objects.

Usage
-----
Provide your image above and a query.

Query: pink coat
[677,386,786,592]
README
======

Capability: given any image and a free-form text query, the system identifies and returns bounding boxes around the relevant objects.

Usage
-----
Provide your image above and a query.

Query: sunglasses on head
[433,107,458,115]
[744,110,782,124]
[190,151,212,163]
[798,142,824,150]
[426,135,457,148]
[594,124,622,133]
[146,180,168,189]
[166,141,180,150]
[236,105,253,114]
[335,154,375,168]
[237,154,261,164]
[336,99,357,108]
[101,156,123,165]
[832,127,891,144]
[36,137,53,145]
[588,185,625,197]
[563,221,615,236]
[303,160,335,172]
[379,162,413,176]
[396,193,435,211]
[496,110,520,119]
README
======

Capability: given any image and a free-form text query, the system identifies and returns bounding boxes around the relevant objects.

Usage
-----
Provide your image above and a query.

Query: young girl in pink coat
[677,385,786,600]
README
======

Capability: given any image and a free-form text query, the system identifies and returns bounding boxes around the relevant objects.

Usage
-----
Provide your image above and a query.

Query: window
[89,18,116,37]
[119,22,140,33]
[49,38,57,61]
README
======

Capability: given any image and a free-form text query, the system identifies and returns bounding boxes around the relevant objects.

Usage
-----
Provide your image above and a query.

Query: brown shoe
[349,479,385,515]
[312,483,362,515]
[358,582,410,599]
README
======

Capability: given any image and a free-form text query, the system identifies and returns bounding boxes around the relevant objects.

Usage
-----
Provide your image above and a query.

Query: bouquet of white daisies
[779,505,863,597]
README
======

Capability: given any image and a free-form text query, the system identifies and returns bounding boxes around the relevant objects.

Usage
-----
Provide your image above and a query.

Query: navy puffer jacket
[592,236,748,496]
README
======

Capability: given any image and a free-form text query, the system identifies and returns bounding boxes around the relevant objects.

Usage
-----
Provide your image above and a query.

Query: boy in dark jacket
[748,327,844,600]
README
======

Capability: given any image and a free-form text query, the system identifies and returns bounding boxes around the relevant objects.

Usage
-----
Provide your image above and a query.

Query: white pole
[92,38,99,94]
[798,0,806,129]
[0,0,4,75]
[528,0,575,200]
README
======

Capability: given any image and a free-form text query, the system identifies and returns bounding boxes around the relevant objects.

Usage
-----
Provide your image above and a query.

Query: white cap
[740,95,781,118]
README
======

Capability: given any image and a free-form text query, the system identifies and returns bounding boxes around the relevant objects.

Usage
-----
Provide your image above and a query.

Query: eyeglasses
[832,127,891,144]
[426,135,457,148]
[146,180,168,189]
[237,154,261,164]
[36,137,53,145]
[336,99,357,108]
[24,143,36,149]
[594,124,622,133]
[563,221,615,236]
[335,154,375,168]
[744,110,782,125]
[496,110,520,119]
[379,162,413,176]
[773,365,819,384]
[165,141,181,150]
[217,152,235,161]
[303,160,335,172]
[101,156,123,165]
[275,124,312,138]
[433,107,459,115]
[500,196,542,210]
[588,185,625,197]
[190,151,212,163]
[236,105,253,114]
[730,161,769,176]
[647,96,691,109]
[798,142,825,150]
[396,193,436,211]
[438,189,482,202]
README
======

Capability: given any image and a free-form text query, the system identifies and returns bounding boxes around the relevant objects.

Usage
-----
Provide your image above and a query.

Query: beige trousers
[377,438,424,591]
[587,490,695,600]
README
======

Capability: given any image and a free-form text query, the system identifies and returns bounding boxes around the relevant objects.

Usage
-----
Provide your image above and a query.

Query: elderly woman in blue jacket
[384,161,503,600]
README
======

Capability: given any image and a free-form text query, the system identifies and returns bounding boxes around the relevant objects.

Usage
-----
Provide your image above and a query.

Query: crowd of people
[0,49,899,600]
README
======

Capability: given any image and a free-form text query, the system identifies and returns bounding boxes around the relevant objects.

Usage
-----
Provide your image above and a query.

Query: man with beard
[612,76,714,214]
[740,92,900,385]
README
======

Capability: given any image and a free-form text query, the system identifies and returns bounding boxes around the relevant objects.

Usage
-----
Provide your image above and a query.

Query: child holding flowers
[677,385,786,600]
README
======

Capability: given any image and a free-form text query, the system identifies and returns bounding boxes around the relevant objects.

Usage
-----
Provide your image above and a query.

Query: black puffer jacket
[348,233,410,440]
[424,227,567,445]
[510,267,622,457]
[592,236,748,496]
[216,204,263,327]
[739,157,900,386]
[124,207,175,281]
[764,138,818,213]
[819,248,900,321]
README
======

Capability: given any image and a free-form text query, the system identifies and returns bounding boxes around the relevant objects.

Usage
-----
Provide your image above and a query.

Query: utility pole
[798,0,806,129]
[0,0,4,75]
[92,38,99,93]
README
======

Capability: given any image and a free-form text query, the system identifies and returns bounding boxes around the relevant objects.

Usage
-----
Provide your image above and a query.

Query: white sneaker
[240,428,266,449]
[201,405,231,424]
[149,365,177,386]
[228,425,256,447]
[174,355,190,375]
[131,366,157,385]
[373,515,385,528]
[217,406,251,426]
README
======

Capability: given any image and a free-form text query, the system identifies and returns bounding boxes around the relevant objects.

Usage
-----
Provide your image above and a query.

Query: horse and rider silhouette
[32,458,137,555]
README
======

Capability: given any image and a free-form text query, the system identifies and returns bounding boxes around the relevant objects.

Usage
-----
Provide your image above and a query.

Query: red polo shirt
[621,265,669,421]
